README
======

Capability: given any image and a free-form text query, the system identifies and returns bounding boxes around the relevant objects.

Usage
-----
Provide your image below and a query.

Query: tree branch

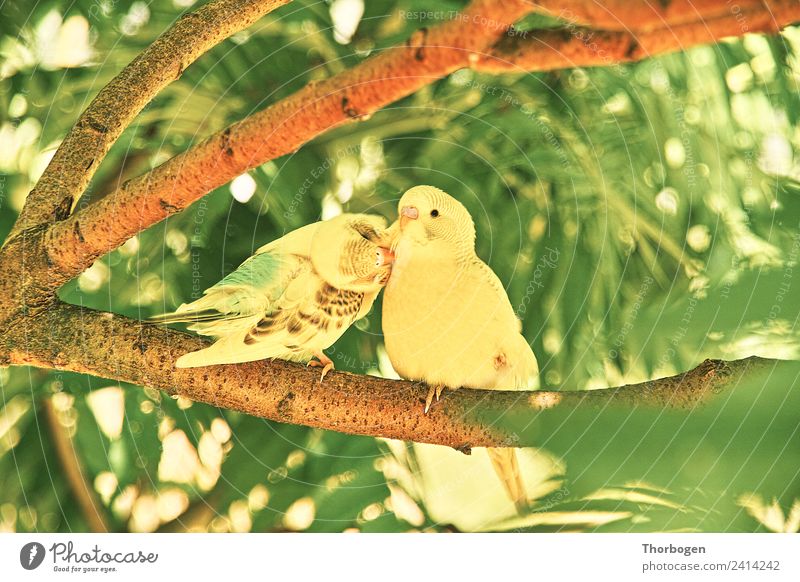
[4,302,778,451]
[6,0,289,241]
[0,0,794,461]
[42,397,109,532]
[34,0,800,292]
[476,2,800,73]
[527,0,787,31]
[40,0,535,289]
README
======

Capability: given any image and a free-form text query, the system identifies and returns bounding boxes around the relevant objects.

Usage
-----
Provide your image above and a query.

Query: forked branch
[41,0,534,289]
[7,0,289,240]
[0,0,795,452]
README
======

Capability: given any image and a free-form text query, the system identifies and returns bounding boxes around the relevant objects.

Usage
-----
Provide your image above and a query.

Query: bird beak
[376,246,395,267]
[399,206,419,230]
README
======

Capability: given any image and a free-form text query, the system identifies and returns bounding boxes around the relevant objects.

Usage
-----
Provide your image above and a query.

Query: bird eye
[430,209,439,217]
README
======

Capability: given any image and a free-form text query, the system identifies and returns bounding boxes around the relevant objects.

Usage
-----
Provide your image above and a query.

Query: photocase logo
[20,542,46,570]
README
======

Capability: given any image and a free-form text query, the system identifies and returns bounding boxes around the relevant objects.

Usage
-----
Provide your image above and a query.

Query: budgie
[152,213,394,376]
[382,185,538,512]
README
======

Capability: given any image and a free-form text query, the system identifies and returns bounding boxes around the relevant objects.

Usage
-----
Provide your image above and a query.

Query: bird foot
[424,384,444,414]
[308,352,334,382]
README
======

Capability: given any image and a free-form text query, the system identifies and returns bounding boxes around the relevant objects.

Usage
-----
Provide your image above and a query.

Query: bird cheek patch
[376,269,391,286]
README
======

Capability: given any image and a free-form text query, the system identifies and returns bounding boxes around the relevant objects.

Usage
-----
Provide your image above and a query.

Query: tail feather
[149,285,266,337]
[148,309,226,325]
[486,447,528,514]
[151,284,264,321]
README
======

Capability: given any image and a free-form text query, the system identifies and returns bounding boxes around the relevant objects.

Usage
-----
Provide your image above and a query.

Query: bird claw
[424,384,444,414]
[308,353,334,382]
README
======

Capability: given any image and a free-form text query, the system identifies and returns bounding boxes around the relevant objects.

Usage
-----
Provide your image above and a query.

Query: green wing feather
[149,250,295,335]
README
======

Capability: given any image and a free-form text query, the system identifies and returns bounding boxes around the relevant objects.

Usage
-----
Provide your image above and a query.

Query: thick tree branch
[7,0,289,241]
[4,302,777,451]
[0,0,794,459]
[529,0,788,31]
[477,2,800,73]
[41,0,535,289]
[35,0,800,293]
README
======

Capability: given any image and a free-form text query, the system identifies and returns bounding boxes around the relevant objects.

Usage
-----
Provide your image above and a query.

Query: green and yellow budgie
[153,213,394,376]
[382,185,538,512]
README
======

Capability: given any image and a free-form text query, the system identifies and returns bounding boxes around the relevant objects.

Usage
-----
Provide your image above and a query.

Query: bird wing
[153,219,326,335]
[171,258,372,368]
[150,250,303,338]
[164,216,382,368]
[262,281,369,347]
[469,257,522,332]
[171,255,318,368]
[468,257,539,390]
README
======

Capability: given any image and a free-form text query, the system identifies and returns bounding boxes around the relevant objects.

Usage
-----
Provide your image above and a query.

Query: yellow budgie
[382,185,538,512]
[152,213,394,376]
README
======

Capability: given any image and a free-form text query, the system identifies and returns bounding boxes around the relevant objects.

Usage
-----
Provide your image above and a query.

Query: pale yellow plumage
[382,185,538,512]
[152,213,393,374]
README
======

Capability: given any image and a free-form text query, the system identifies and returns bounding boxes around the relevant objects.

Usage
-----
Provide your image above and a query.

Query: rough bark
[40,0,534,291]
[0,0,794,452]
[529,0,789,31]
[39,0,800,291]
[0,0,289,323]
[478,1,799,72]
[3,302,777,450]
[7,0,289,241]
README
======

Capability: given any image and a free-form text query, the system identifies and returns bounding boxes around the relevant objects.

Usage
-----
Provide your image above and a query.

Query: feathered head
[396,185,476,253]
[311,213,394,290]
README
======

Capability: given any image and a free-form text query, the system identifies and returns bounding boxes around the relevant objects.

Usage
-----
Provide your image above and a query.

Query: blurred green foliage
[1,0,798,532]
